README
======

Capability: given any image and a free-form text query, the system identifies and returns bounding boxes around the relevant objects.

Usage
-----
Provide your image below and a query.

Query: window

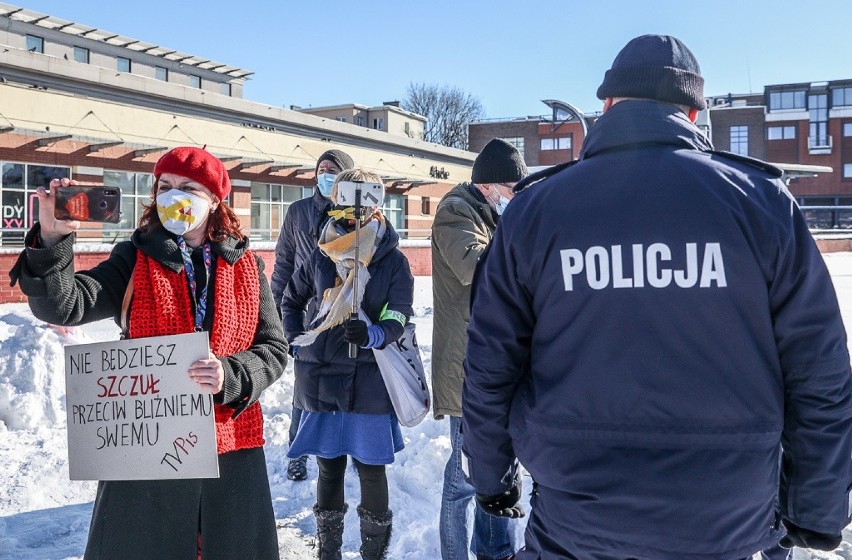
[381,193,404,236]
[832,87,852,107]
[220,82,231,96]
[372,118,384,131]
[336,117,347,123]
[730,126,748,156]
[421,197,430,215]
[501,137,525,157]
[541,137,572,150]
[404,122,410,135]
[73,46,89,64]
[155,66,168,81]
[845,164,852,178]
[844,123,852,137]
[116,56,131,73]
[768,90,806,111]
[1,163,70,246]
[103,171,153,237]
[189,75,201,88]
[809,94,829,147]
[26,35,44,53]
[250,183,305,240]
[355,116,365,127]
[767,126,796,140]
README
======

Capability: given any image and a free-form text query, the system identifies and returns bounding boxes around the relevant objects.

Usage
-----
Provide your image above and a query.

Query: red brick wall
[0,243,434,304]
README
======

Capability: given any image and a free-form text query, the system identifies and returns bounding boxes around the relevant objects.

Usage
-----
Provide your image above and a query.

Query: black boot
[357,505,392,560]
[313,503,346,560]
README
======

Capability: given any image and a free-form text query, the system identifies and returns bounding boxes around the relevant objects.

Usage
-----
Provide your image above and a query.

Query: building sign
[64,332,219,481]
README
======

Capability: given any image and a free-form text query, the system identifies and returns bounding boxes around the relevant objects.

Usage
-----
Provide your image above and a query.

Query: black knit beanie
[315,149,354,174]
[471,138,528,184]
[596,34,706,110]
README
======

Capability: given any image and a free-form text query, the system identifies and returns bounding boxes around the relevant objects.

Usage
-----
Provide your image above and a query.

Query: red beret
[153,146,231,200]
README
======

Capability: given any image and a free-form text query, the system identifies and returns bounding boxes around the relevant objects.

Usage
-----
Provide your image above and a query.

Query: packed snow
[1,254,852,560]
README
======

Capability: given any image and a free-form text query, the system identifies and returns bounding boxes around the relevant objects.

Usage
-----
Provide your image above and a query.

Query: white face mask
[489,188,512,216]
[156,190,212,236]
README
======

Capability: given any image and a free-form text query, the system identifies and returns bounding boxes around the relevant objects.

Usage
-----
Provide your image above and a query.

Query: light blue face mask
[495,194,511,215]
[317,173,336,197]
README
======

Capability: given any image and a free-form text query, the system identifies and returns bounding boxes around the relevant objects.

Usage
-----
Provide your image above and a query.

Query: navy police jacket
[462,100,852,559]
[282,220,414,414]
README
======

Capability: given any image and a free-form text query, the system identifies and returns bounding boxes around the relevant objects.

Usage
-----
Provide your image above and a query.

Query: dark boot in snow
[313,503,346,560]
[287,455,309,481]
[357,505,392,560]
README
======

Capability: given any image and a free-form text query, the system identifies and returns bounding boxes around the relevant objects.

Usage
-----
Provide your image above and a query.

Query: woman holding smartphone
[10,146,287,560]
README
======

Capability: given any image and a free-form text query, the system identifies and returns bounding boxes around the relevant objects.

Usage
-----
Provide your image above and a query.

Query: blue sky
[15,0,852,119]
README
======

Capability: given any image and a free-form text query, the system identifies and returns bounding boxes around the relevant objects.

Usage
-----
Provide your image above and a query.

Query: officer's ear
[688,107,699,123]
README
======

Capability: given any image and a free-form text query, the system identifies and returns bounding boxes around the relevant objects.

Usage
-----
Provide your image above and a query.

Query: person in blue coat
[271,148,354,481]
[462,34,852,560]
[282,167,414,560]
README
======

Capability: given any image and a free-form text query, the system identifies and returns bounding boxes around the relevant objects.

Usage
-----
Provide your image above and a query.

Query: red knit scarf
[129,247,265,454]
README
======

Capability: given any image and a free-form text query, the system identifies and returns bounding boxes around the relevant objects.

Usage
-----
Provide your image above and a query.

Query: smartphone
[53,185,122,223]
[336,181,385,207]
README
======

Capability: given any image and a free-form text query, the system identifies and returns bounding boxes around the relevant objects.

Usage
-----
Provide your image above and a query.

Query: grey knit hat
[315,149,354,174]
[597,34,706,110]
[471,139,528,184]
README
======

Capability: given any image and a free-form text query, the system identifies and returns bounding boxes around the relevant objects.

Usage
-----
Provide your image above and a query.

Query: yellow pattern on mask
[157,198,195,223]
[327,207,356,221]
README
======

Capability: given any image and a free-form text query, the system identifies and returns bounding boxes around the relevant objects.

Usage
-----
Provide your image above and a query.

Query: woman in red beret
[10,146,287,559]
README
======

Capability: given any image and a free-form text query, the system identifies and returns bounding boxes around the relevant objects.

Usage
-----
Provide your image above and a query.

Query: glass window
[155,66,168,81]
[26,35,44,53]
[845,164,852,178]
[250,183,304,240]
[116,56,131,73]
[844,123,852,137]
[769,90,806,111]
[336,117,347,123]
[189,75,201,88]
[220,82,231,96]
[832,87,852,107]
[355,116,365,127]
[103,171,152,237]
[541,138,555,150]
[730,126,748,156]
[373,118,384,130]
[558,137,572,150]
[501,137,525,157]
[1,164,70,246]
[381,193,404,236]
[768,126,796,140]
[73,46,89,63]
[809,94,829,147]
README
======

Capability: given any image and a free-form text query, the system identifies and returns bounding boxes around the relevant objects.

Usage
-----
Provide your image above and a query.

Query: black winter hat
[471,138,528,184]
[315,149,354,174]
[596,34,706,110]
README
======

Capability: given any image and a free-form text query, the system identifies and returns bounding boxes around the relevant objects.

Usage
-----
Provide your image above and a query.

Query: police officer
[462,34,852,560]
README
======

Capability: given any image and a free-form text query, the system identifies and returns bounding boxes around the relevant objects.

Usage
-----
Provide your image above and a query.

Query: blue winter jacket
[270,189,333,315]
[462,100,852,559]
[282,221,414,414]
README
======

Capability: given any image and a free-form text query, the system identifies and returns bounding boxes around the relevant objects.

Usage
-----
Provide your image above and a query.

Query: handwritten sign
[64,332,219,481]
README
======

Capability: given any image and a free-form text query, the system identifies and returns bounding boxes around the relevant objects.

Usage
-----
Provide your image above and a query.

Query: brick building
[469,100,596,167]
[0,3,475,251]
[708,82,852,228]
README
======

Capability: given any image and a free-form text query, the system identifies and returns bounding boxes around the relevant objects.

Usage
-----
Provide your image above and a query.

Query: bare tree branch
[401,82,485,150]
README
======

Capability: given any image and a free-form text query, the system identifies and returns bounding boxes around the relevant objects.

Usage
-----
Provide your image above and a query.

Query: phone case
[54,186,122,223]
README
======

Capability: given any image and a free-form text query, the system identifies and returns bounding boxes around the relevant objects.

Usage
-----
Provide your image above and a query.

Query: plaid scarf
[293,216,386,347]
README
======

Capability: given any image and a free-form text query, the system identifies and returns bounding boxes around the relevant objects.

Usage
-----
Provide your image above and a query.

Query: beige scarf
[293,216,386,347]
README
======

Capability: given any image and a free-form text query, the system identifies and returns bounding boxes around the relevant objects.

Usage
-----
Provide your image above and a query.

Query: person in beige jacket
[431,138,527,560]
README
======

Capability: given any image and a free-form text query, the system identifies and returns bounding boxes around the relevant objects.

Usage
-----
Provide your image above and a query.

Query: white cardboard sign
[64,332,219,481]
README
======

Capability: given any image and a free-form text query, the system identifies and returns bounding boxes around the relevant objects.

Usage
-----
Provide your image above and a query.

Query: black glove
[343,318,369,347]
[779,519,842,551]
[475,482,524,518]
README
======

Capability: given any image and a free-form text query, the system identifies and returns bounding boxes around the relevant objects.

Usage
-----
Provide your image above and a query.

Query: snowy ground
[1,254,851,560]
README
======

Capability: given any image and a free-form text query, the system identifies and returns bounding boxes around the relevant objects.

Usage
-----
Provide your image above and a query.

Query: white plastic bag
[371,321,430,427]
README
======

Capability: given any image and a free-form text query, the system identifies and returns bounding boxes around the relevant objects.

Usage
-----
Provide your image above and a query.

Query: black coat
[282,221,414,414]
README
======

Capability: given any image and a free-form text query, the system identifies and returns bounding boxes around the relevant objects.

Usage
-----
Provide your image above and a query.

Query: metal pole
[349,186,362,359]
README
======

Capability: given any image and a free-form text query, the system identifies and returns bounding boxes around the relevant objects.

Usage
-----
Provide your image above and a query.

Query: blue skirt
[287,410,404,465]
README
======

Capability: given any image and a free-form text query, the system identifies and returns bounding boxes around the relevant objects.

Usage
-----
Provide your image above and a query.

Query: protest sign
[64,331,218,481]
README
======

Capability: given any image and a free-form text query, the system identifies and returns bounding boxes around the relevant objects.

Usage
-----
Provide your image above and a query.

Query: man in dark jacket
[462,34,852,560]
[271,148,354,481]
[432,138,527,560]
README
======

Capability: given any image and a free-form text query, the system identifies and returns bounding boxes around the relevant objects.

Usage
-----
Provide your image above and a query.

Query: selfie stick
[349,184,362,359]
